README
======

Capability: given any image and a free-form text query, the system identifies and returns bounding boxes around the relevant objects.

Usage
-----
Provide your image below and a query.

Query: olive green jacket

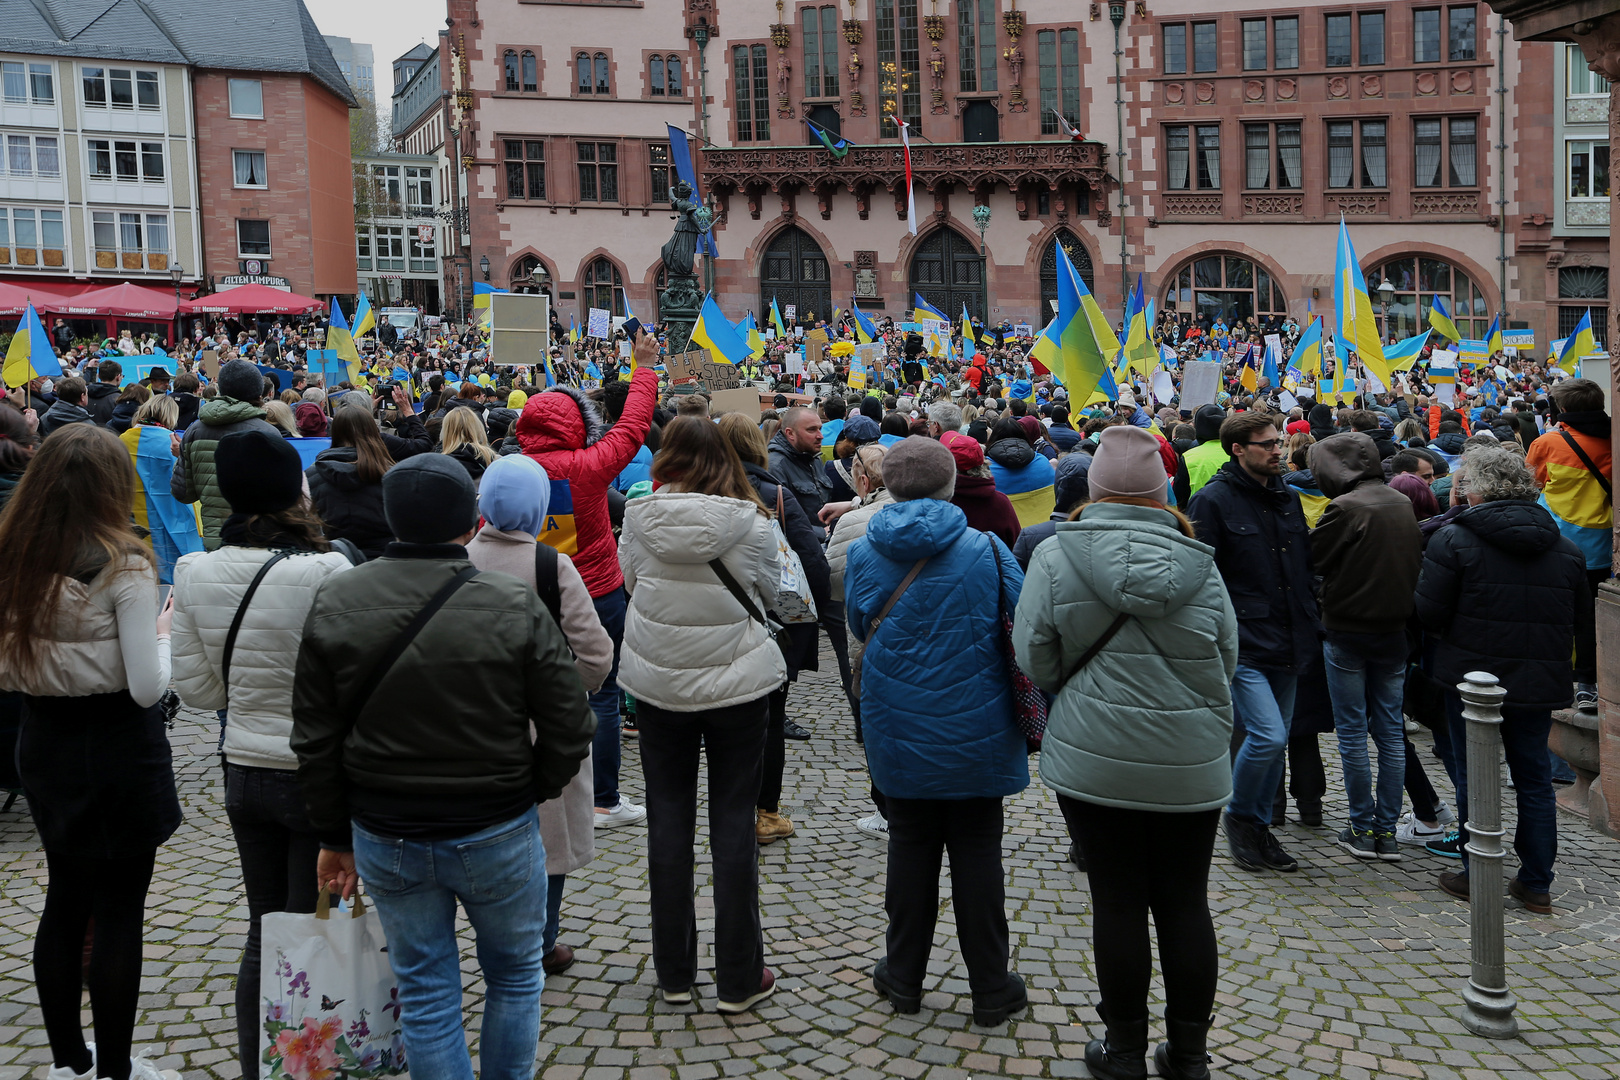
[170,397,279,549]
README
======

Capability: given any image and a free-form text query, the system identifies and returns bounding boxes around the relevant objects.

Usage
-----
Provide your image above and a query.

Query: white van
[380,307,419,337]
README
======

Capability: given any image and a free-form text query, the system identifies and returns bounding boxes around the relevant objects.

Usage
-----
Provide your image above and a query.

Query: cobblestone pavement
[2,658,1619,1080]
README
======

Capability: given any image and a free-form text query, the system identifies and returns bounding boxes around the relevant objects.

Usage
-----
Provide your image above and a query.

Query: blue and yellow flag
[1333,218,1391,388]
[913,292,949,325]
[691,294,751,365]
[353,294,376,338]
[1051,243,1117,402]
[769,296,789,339]
[740,312,767,358]
[961,303,980,351]
[851,300,878,345]
[1384,330,1431,372]
[1427,294,1460,344]
[2,301,62,387]
[325,298,363,384]
[1557,309,1596,373]
[1484,313,1502,357]
[1288,316,1323,379]
[569,313,580,344]
[1121,274,1156,377]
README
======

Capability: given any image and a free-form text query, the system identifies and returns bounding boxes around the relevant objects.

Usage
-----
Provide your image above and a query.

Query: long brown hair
[330,407,393,483]
[0,425,152,676]
[716,412,769,468]
[1069,496,1198,539]
[652,415,767,513]
[0,404,38,473]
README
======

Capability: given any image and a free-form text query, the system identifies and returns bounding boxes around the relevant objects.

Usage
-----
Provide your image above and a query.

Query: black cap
[215,429,304,515]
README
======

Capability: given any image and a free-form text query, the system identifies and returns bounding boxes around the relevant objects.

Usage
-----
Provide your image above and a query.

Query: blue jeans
[1445,692,1558,892]
[352,811,548,1080]
[591,587,628,809]
[1229,665,1298,826]
[543,874,565,955]
[1323,632,1408,835]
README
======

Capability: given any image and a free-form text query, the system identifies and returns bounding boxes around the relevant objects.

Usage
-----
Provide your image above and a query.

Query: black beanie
[382,454,480,544]
[215,429,303,514]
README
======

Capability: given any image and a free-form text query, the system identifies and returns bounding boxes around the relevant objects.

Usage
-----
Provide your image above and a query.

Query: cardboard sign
[665,349,742,391]
[198,350,221,380]
[805,336,825,369]
[1179,359,1221,408]
[709,387,763,420]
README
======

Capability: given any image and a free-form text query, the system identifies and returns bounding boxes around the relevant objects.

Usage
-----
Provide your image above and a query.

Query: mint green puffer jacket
[1013,501,1238,813]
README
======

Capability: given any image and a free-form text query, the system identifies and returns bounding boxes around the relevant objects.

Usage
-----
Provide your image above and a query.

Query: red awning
[0,280,69,317]
[55,282,178,319]
[179,282,324,316]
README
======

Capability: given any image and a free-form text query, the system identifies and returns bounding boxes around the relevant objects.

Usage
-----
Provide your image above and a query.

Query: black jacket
[1414,500,1590,709]
[106,399,140,435]
[172,391,201,432]
[39,398,94,437]
[306,449,393,558]
[1187,460,1321,672]
[743,461,832,679]
[767,430,833,524]
[379,411,433,462]
[1047,424,1082,452]
[1309,433,1423,634]
[85,382,122,425]
[291,542,594,848]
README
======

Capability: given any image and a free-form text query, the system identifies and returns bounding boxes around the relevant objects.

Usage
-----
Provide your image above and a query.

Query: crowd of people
[0,292,1609,1080]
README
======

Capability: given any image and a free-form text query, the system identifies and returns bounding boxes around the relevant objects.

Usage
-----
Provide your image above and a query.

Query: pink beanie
[1089,426,1170,501]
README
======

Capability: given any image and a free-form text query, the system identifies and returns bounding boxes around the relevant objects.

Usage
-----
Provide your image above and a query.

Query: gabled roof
[0,0,358,107]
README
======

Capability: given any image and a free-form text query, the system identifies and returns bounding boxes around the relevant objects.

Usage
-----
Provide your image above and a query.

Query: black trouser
[1404,737,1442,822]
[36,848,157,1080]
[823,602,856,727]
[757,685,788,813]
[225,764,321,1080]
[639,697,768,1002]
[883,796,1011,996]
[1576,567,1607,685]
[1059,797,1221,1026]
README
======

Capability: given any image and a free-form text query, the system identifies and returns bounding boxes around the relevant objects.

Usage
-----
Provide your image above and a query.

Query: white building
[356,151,441,312]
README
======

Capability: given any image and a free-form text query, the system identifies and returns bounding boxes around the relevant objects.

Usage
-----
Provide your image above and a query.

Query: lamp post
[972,203,991,326]
[1378,277,1397,343]
[1110,0,1128,314]
[170,263,183,345]
[480,254,491,282]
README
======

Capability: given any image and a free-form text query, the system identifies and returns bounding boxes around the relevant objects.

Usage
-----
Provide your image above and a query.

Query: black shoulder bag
[710,557,794,657]
[533,542,563,627]
[1559,430,1613,501]
[344,567,481,720]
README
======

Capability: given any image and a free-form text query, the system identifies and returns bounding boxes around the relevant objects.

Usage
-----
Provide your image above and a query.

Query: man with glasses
[1188,412,1322,874]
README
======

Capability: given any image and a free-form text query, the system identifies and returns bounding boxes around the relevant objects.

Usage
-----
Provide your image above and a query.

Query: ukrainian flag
[691,294,751,365]
[770,297,789,338]
[851,300,878,344]
[913,292,949,325]
[1427,294,1460,344]
[538,478,579,554]
[1384,330,1431,372]
[1121,275,1156,377]
[741,312,767,357]
[1485,313,1502,357]
[472,280,504,327]
[1527,421,1614,567]
[325,298,363,383]
[2,301,61,387]
[988,450,1056,528]
[1288,316,1323,378]
[569,314,580,344]
[961,303,981,350]
[1239,344,1260,392]
[1557,309,1597,373]
[1333,218,1392,388]
[353,294,376,338]
[122,425,203,583]
[1050,244,1118,403]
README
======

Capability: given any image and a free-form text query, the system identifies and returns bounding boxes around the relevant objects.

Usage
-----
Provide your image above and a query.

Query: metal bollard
[1457,671,1519,1039]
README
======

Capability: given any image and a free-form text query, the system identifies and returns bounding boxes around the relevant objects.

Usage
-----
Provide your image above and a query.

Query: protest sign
[710,387,763,420]
[783,304,797,322]
[586,307,611,339]
[1179,359,1221,408]
[1457,338,1488,366]
[785,353,805,375]
[198,350,221,380]
[665,349,742,391]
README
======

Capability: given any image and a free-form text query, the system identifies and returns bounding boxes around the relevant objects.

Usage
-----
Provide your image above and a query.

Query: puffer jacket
[305,448,392,558]
[171,545,353,769]
[826,488,894,597]
[1308,433,1423,634]
[618,491,787,711]
[845,497,1029,800]
[985,436,1057,527]
[515,367,657,597]
[106,399,141,435]
[172,397,280,549]
[1014,502,1237,812]
[768,429,834,522]
[1415,500,1591,709]
[1429,430,1467,467]
[1186,460,1320,672]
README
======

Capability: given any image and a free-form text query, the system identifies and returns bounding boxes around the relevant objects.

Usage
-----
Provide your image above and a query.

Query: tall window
[1360,12,1385,64]
[0,207,67,267]
[576,52,610,94]
[958,0,998,92]
[1,62,54,104]
[576,52,590,93]
[1193,21,1217,72]
[1448,117,1476,185]
[1166,124,1220,189]
[91,211,168,270]
[877,0,921,137]
[373,164,401,207]
[1037,30,1080,134]
[803,7,840,96]
[2,135,59,179]
[504,138,545,200]
[733,44,770,141]
[577,141,617,202]
[406,166,433,214]
[1415,9,1441,64]
[1449,5,1476,60]
[1559,268,1609,347]
[373,226,404,271]
[1163,24,1187,75]
[1244,123,1300,189]
[232,149,266,188]
[1367,257,1489,340]
[409,229,435,273]
[667,57,683,95]
[1243,20,1267,71]
[1328,120,1388,188]
[356,228,371,271]
[1417,116,1476,186]
[1196,125,1221,188]
[583,257,625,316]
[1274,18,1299,68]
[1164,256,1286,324]
[1326,14,1352,66]
[504,50,519,91]
[650,142,671,204]
[1568,43,1611,95]
[1568,139,1610,199]
[522,51,537,93]
[651,54,667,95]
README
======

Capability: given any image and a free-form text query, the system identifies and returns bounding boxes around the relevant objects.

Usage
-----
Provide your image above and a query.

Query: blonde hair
[441,408,496,466]
[851,443,885,491]
[133,395,178,429]
[263,400,298,437]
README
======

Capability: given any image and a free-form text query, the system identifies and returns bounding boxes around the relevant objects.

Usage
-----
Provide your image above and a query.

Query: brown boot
[756,809,795,844]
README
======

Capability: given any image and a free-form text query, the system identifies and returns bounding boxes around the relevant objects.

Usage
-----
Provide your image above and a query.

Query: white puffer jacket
[618,491,786,712]
[825,488,894,598]
[171,546,353,769]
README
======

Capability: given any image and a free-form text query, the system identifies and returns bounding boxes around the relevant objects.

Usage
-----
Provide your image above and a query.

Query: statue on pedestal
[658,180,709,354]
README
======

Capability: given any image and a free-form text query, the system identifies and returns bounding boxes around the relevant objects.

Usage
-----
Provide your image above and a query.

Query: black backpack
[534,542,562,627]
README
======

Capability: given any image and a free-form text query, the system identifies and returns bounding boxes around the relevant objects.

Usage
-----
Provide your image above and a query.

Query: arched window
[594,53,610,95]
[1161,254,1285,328]
[667,57,683,96]
[521,51,537,93]
[576,52,591,94]
[910,228,986,322]
[1366,256,1489,341]
[760,227,832,326]
[583,257,624,317]
[1039,231,1094,321]
[511,254,541,292]
[504,50,519,92]
[650,55,666,96]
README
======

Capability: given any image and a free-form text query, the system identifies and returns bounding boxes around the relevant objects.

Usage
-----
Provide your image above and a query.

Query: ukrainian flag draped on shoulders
[1525,416,1613,569]
[121,424,203,583]
[986,435,1056,528]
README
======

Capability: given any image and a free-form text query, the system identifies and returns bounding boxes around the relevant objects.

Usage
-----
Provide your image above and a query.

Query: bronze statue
[660,181,708,278]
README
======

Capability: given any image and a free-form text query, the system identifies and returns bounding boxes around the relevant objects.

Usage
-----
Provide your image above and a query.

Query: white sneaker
[125,1047,181,1080]
[594,798,647,829]
[47,1061,94,1080]
[856,814,889,840]
[1395,812,1448,845]
[1434,801,1457,826]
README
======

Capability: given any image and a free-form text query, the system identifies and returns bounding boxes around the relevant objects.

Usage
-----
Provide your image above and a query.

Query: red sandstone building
[441,0,1593,350]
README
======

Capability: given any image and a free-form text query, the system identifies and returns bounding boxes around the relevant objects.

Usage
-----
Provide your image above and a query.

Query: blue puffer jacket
[613,443,653,493]
[845,498,1030,800]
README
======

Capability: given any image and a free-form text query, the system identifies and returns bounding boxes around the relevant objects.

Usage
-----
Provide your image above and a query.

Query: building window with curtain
[1416,116,1477,187]
[1568,139,1610,199]
[232,149,266,188]
[1360,12,1385,64]
[1243,123,1300,189]
[1167,124,1219,189]
[577,141,617,201]
[1166,125,1190,189]
[1569,43,1611,95]
[958,0,997,91]
[733,44,770,140]
[504,139,545,200]
[1197,124,1221,188]
[1327,119,1387,188]
[1245,123,1270,187]
[1193,21,1217,72]
[1163,23,1187,75]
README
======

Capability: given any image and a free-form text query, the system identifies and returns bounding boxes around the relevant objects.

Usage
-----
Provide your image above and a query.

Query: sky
[309,0,446,96]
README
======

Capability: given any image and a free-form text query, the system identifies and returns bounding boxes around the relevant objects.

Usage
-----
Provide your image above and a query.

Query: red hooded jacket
[515,367,657,597]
